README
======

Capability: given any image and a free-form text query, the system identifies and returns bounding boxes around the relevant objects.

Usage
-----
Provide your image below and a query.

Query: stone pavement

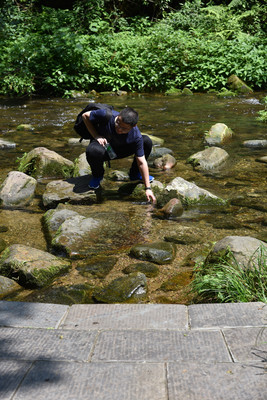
[0,301,266,400]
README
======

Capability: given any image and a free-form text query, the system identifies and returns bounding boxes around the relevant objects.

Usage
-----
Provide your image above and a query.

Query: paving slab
[189,302,266,329]
[13,361,167,400]
[0,360,32,400]
[167,362,266,400]
[91,329,232,362]
[0,327,97,362]
[223,326,267,362]
[0,301,69,329]
[61,303,188,330]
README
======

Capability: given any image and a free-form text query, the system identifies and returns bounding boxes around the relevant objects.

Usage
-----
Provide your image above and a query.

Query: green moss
[30,263,70,288]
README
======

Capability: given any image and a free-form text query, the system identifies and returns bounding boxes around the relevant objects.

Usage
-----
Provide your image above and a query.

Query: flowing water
[0,92,266,304]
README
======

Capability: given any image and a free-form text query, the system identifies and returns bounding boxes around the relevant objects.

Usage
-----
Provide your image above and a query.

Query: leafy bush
[0,0,266,96]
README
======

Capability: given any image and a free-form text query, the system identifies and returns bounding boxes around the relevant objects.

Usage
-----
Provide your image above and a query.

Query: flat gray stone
[0,327,97,361]
[0,301,69,328]
[189,302,266,329]
[223,327,267,362]
[92,330,231,362]
[13,361,167,400]
[167,362,266,400]
[0,360,32,400]
[61,304,188,330]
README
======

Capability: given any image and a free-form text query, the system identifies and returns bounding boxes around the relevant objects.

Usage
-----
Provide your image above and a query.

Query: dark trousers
[86,135,153,178]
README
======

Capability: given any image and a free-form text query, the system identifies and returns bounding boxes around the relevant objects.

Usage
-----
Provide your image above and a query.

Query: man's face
[115,116,134,134]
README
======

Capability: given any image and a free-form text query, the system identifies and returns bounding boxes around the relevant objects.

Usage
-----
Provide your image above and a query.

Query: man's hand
[97,137,107,146]
[145,188,156,204]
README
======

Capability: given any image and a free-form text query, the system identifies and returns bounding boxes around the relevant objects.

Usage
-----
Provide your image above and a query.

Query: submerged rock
[43,205,141,258]
[93,272,148,303]
[160,271,193,291]
[0,171,37,207]
[205,236,267,271]
[204,123,233,146]
[164,233,200,245]
[165,177,225,205]
[17,147,74,179]
[123,262,159,278]
[187,147,229,171]
[77,255,117,279]
[130,241,176,265]
[0,244,71,288]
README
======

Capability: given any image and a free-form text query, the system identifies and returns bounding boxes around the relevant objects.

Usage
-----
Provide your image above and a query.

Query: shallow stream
[0,92,266,304]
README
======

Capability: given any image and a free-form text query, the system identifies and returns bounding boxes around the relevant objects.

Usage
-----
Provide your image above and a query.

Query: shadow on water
[0,92,266,304]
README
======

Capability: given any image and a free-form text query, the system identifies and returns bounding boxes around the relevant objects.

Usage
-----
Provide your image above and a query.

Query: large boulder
[17,147,74,179]
[130,241,176,264]
[0,244,70,288]
[73,153,92,176]
[205,236,267,271]
[0,171,37,207]
[165,177,225,205]
[43,204,141,258]
[227,74,253,94]
[187,147,229,171]
[204,123,233,146]
[42,176,97,208]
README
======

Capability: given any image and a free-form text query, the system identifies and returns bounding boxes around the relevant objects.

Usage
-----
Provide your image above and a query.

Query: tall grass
[191,246,267,303]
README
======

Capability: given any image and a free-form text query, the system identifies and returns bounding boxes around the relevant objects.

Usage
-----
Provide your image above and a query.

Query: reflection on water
[0,92,266,303]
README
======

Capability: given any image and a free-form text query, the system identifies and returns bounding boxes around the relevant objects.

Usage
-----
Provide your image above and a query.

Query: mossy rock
[16,124,34,131]
[17,147,74,179]
[164,233,200,245]
[227,74,253,94]
[165,88,182,96]
[32,284,95,305]
[93,272,148,303]
[160,271,193,291]
[123,262,159,278]
[0,244,71,288]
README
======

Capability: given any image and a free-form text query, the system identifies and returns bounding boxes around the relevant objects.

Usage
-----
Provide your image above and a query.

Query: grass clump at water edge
[190,246,267,303]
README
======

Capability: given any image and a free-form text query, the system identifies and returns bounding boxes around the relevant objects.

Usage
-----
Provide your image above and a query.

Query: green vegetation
[0,0,266,96]
[191,246,267,303]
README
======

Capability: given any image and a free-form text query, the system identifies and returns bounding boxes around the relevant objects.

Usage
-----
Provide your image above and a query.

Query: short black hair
[119,107,139,126]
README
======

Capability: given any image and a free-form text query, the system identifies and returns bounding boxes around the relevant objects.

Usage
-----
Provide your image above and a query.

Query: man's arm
[136,155,156,204]
[82,111,107,146]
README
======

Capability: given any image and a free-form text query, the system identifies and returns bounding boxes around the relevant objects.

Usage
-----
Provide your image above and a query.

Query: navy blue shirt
[89,109,144,157]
